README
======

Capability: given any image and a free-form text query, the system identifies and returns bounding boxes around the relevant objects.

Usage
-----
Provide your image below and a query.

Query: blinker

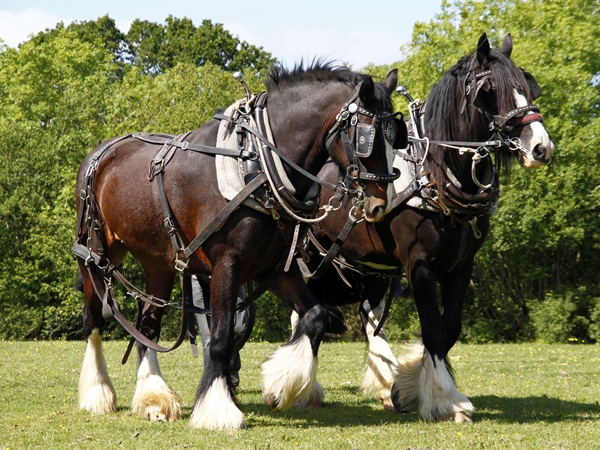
[355,123,375,157]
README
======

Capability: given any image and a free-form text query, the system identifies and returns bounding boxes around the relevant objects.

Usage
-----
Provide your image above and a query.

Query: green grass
[1,340,599,449]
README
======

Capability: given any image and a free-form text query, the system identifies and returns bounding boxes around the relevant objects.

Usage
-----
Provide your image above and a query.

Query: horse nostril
[532,144,547,161]
[368,205,386,222]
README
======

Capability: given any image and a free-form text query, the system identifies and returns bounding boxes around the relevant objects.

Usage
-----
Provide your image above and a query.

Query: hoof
[436,411,473,423]
[261,335,317,411]
[133,388,182,422]
[294,381,324,409]
[381,396,396,412]
[190,377,245,430]
[391,382,419,413]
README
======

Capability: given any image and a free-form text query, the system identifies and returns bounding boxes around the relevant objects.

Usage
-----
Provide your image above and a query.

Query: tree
[0,23,268,339]
[125,16,275,74]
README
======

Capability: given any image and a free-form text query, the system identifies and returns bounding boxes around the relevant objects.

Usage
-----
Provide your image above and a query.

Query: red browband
[514,113,544,126]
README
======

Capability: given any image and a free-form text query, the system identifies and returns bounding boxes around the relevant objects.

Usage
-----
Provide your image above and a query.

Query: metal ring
[349,206,365,223]
[326,195,343,211]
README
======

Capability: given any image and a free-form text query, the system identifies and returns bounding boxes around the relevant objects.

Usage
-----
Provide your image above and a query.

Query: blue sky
[0,0,443,69]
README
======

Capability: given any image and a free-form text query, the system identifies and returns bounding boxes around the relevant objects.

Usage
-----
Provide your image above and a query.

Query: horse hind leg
[391,341,427,413]
[359,297,399,411]
[77,266,117,414]
[131,270,181,422]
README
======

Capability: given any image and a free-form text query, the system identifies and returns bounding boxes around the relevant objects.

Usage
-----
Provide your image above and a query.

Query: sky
[0,0,443,69]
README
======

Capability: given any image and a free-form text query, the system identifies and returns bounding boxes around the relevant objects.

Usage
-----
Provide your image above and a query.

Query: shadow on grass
[237,387,418,428]
[230,390,600,428]
[471,395,600,423]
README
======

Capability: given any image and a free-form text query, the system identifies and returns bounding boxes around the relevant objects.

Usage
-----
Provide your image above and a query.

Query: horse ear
[500,33,513,58]
[383,68,398,93]
[477,33,491,63]
[358,75,375,100]
[393,116,408,149]
[522,68,542,99]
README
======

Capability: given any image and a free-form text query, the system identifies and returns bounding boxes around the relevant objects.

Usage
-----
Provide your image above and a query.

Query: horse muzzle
[355,195,388,223]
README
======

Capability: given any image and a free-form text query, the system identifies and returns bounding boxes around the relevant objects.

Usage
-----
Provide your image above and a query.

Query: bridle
[324,80,400,206]
[462,57,544,151]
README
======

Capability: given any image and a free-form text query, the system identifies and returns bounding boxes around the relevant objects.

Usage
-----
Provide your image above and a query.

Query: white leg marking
[289,311,324,409]
[132,349,181,422]
[78,328,117,414]
[189,376,246,430]
[262,334,317,411]
[361,307,399,411]
[419,348,474,422]
[392,341,424,412]
[290,310,299,334]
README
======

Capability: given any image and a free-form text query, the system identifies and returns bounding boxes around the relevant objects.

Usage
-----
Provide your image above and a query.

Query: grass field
[1,339,599,449]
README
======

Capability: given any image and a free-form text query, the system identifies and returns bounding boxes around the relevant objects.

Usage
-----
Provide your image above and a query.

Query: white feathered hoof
[132,385,181,422]
[78,328,117,414]
[390,342,424,413]
[132,349,181,422]
[418,352,475,422]
[294,381,324,409]
[189,377,246,430]
[262,335,317,411]
[391,380,419,413]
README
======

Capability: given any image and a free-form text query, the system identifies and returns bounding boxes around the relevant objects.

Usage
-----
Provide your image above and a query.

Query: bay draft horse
[303,34,554,421]
[73,62,405,430]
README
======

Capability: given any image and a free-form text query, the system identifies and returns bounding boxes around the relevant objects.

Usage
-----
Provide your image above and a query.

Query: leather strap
[297,213,360,279]
[182,172,268,259]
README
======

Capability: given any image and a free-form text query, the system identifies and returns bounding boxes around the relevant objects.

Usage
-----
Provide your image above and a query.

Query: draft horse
[73,62,405,430]
[303,34,554,421]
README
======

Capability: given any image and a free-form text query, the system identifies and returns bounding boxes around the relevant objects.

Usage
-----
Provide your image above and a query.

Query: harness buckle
[164,217,176,234]
[174,257,188,272]
[468,216,483,239]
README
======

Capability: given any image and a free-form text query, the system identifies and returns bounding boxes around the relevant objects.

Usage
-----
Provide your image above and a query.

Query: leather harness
[72,85,400,356]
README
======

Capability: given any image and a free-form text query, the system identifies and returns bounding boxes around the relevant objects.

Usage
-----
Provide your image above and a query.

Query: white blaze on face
[384,136,395,213]
[513,89,554,167]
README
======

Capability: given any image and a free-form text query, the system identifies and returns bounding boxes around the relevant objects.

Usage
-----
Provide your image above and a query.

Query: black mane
[266,59,393,111]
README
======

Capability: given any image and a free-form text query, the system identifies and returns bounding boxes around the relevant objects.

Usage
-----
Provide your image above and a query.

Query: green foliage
[529,287,599,343]
[385,0,600,343]
[251,291,292,342]
[0,18,270,340]
[126,16,275,74]
[1,4,599,344]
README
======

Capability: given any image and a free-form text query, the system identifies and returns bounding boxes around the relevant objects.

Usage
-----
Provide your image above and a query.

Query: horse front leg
[289,310,325,409]
[77,264,117,414]
[436,260,476,422]
[359,277,400,411]
[131,270,181,422]
[189,264,245,430]
[262,265,327,411]
[392,261,473,422]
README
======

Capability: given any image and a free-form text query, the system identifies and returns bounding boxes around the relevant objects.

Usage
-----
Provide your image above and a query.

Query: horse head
[324,69,406,222]
[470,33,554,168]
[267,63,405,223]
